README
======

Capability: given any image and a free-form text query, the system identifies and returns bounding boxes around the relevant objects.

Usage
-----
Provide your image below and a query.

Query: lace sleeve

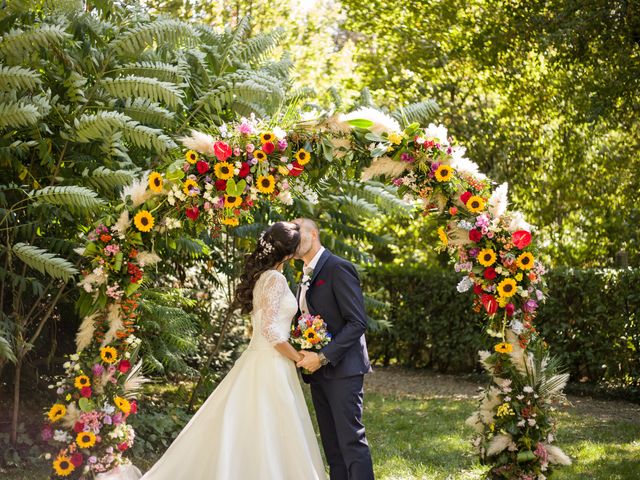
[257,271,290,345]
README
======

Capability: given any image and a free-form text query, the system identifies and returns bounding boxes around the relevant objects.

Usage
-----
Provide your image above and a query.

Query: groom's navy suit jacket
[298,249,372,382]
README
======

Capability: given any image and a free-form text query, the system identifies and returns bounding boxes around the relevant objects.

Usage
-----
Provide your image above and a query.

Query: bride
[140,221,326,479]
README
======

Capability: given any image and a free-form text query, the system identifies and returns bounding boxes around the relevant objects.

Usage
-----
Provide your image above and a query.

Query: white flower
[53,430,71,443]
[102,402,116,415]
[424,123,449,145]
[507,211,533,232]
[218,123,229,138]
[523,386,534,393]
[450,155,487,180]
[69,353,79,361]
[487,183,509,220]
[273,126,286,139]
[528,418,537,426]
[456,276,473,293]
[510,320,525,335]
[277,190,293,205]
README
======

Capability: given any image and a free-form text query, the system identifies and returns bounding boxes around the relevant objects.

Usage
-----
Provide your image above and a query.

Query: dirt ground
[365,366,640,424]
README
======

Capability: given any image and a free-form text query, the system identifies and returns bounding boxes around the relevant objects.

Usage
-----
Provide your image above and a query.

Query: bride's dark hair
[235,221,301,314]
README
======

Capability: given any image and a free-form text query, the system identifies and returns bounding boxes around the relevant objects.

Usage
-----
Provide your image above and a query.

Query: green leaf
[347,118,374,129]
[11,242,78,281]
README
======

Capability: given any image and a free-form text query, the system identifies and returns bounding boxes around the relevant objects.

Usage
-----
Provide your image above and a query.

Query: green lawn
[3,372,639,479]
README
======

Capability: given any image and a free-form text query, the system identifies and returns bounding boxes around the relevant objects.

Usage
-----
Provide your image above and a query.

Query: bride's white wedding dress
[140,269,326,479]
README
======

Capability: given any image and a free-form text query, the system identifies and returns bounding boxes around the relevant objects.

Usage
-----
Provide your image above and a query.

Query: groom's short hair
[296,217,319,234]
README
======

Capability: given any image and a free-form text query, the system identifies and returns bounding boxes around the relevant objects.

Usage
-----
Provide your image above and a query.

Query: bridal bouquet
[290,313,332,352]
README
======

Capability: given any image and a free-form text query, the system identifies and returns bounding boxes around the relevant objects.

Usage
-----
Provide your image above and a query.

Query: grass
[2,372,639,479]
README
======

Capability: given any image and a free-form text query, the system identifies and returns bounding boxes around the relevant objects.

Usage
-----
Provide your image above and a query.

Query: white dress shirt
[299,246,325,314]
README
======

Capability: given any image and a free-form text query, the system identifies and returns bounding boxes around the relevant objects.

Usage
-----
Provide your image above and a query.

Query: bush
[364,265,640,393]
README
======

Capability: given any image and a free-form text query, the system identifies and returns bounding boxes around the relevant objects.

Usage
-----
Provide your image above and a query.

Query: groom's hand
[297,351,321,373]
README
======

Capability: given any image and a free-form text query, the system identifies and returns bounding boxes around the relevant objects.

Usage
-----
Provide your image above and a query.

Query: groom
[293,218,374,480]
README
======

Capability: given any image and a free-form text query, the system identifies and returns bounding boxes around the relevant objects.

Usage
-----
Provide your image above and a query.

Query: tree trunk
[10,354,22,446]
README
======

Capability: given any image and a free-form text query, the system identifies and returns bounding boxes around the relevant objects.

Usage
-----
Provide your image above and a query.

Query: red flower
[469,229,483,242]
[196,160,209,174]
[460,191,472,205]
[100,234,112,243]
[449,206,458,215]
[130,400,138,414]
[473,284,483,295]
[118,359,131,374]
[117,442,129,452]
[512,230,532,249]
[238,162,250,178]
[70,453,83,467]
[505,303,515,317]
[127,262,142,283]
[185,206,200,220]
[80,386,92,398]
[73,422,85,433]
[213,141,232,161]
[289,161,304,177]
[215,179,227,191]
[481,294,498,315]
[483,267,497,280]
[262,141,275,154]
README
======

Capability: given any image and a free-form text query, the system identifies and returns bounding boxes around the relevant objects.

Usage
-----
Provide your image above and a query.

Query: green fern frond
[30,185,106,213]
[12,242,78,281]
[343,181,413,217]
[327,194,379,218]
[234,28,284,64]
[121,98,176,127]
[85,166,135,191]
[0,65,41,91]
[392,100,439,127]
[123,122,176,152]
[102,76,184,109]
[0,99,42,128]
[0,25,70,61]
[231,99,267,119]
[109,19,198,56]
[0,334,16,363]
[118,61,183,83]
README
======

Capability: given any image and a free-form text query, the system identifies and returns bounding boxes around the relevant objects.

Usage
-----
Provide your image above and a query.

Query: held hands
[296,350,322,373]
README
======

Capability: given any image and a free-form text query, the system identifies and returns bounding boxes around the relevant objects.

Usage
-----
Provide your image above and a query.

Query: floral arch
[43,109,570,479]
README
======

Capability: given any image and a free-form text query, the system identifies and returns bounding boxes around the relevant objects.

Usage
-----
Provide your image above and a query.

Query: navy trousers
[310,375,374,480]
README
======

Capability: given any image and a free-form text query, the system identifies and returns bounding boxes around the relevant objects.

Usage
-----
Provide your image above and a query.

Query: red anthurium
[213,141,232,161]
[289,161,304,177]
[460,191,472,205]
[196,160,209,174]
[481,294,498,315]
[512,230,532,249]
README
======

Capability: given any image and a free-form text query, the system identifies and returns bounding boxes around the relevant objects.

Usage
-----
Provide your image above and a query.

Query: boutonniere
[301,268,314,288]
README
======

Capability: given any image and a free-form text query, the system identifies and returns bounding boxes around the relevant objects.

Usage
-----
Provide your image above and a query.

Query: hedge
[364,265,640,391]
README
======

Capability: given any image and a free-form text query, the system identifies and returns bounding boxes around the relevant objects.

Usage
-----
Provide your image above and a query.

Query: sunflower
[256,175,276,194]
[516,252,534,270]
[466,195,485,213]
[224,195,243,208]
[53,455,75,477]
[478,248,497,267]
[114,396,131,414]
[295,149,311,166]
[214,162,234,180]
[182,178,199,197]
[437,226,448,246]
[133,210,154,232]
[220,216,240,227]
[47,403,66,422]
[494,342,513,354]
[434,164,454,182]
[100,346,118,364]
[260,132,274,144]
[185,150,198,164]
[253,149,267,162]
[74,375,90,389]
[148,172,163,193]
[303,328,318,343]
[76,431,97,448]
[497,278,518,298]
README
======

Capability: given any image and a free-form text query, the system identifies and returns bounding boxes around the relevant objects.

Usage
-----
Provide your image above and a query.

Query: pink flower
[238,120,253,135]
[233,147,242,157]
[245,143,255,153]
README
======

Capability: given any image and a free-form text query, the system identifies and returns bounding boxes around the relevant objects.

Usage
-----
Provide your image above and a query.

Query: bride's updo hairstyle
[235,221,301,314]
